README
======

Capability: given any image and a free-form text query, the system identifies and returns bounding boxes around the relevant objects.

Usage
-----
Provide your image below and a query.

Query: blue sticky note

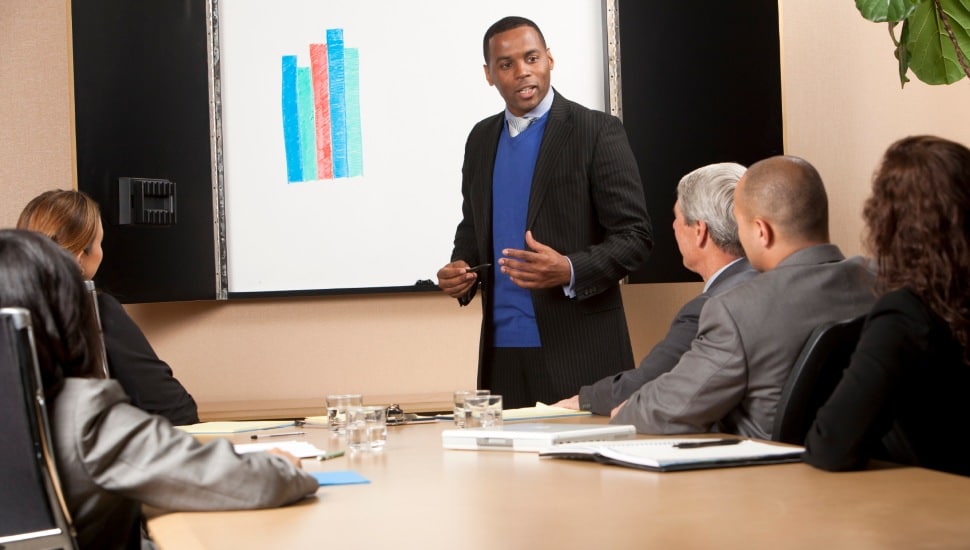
[312,470,370,486]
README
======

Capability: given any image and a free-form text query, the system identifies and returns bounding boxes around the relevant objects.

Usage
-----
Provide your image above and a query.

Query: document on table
[539,438,804,472]
[234,440,328,459]
[435,402,592,421]
[176,420,296,434]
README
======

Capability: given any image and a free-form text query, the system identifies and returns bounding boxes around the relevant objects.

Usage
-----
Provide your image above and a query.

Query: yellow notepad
[176,420,296,434]
[502,403,592,421]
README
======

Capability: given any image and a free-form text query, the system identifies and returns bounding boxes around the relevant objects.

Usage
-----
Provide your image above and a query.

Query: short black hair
[483,16,546,63]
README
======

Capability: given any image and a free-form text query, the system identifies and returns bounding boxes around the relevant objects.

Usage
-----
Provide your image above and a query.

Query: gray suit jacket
[451,91,652,398]
[579,258,758,415]
[612,244,876,439]
[50,378,318,549]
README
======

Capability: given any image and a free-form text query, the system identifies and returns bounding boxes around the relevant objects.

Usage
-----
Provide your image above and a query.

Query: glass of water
[453,389,490,428]
[326,394,363,433]
[464,394,503,428]
[346,405,387,452]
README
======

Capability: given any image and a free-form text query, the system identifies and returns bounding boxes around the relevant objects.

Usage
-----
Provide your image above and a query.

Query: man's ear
[754,218,774,248]
[483,64,493,86]
[694,220,709,248]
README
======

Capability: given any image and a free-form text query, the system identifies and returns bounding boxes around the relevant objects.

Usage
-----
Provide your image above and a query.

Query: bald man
[611,156,877,439]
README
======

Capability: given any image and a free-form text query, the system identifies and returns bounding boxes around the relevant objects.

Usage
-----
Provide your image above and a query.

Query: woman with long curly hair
[804,135,970,476]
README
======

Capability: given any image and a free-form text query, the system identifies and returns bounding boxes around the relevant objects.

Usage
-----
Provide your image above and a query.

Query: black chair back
[0,307,77,550]
[84,281,110,379]
[772,314,866,445]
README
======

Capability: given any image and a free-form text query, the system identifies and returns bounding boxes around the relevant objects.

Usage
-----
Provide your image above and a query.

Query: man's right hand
[436,260,478,298]
[552,395,580,410]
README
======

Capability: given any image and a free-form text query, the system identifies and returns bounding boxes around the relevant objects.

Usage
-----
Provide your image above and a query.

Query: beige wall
[2,0,967,418]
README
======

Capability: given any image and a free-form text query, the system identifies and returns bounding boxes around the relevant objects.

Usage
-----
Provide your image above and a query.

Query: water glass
[346,405,387,452]
[453,389,490,428]
[326,393,363,433]
[465,394,503,428]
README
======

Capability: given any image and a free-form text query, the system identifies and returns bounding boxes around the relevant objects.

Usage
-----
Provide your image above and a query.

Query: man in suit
[554,162,758,415]
[436,16,652,408]
[611,155,876,438]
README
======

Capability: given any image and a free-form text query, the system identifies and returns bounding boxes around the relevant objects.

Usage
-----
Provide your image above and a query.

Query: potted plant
[856,0,970,86]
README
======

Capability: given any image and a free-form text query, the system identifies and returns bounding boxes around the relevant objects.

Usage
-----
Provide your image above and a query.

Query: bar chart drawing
[281,28,363,183]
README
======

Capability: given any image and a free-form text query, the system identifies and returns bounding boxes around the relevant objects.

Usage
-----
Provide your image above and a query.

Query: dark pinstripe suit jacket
[450,91,653,398]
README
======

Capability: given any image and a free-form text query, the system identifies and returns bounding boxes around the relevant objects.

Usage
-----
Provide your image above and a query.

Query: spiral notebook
[539,437,804,472]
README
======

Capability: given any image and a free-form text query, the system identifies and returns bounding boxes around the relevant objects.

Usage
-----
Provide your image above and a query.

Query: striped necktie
[507,116,534,137]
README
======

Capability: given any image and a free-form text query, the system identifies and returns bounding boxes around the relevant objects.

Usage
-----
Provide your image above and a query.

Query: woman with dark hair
[18,189,199,425]
[0,229,318,549]
[804,135,970,476]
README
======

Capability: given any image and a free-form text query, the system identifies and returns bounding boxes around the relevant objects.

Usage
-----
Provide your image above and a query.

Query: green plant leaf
[856,0,919,22]
[906,0,970,84]
[896,22,912,86]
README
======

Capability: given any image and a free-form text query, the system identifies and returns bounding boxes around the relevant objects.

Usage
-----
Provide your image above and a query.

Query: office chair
[0,308,78,550]
[84,281,110,379]
[771,314,866,445]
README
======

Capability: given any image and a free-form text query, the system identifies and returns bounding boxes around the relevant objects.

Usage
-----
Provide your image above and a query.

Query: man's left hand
[499,231,571,289]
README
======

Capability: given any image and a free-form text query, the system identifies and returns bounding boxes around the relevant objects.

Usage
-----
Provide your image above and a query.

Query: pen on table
[317,450,345,461]
[250,431,305,440]
[673,438,743,449]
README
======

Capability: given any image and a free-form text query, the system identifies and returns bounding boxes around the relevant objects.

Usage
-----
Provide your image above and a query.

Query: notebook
[539,438,804,472]
[441,422,636,452]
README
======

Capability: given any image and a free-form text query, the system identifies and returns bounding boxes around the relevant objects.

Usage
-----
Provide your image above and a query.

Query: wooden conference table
[148,417,970,549]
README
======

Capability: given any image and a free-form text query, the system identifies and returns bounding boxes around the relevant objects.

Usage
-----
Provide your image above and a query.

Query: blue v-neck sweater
[491,115,548,347]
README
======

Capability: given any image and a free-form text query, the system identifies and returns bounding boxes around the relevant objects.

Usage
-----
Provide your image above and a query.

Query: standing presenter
[437,16,652,408]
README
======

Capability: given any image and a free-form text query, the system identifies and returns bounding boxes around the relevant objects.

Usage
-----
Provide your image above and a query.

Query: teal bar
[345,48,363,177]
[297,66,317,181]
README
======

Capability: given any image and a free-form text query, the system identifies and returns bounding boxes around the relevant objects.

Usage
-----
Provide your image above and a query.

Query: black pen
[467,263,492,273]
[673,438,743,449]
[250,431,305,440]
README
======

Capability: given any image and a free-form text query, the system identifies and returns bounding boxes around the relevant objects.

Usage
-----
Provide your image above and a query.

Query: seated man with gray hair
[611,155,876,438]
[556,162,757,415]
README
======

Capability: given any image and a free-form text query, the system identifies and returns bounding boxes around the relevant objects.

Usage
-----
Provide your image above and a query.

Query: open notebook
[539,438,804,472]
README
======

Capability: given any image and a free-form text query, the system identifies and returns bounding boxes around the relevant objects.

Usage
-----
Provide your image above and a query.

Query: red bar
[310,43,333,179]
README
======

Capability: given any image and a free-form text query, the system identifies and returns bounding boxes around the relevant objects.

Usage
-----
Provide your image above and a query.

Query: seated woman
[0,229,318,549]
[18,190,199,425]
[804,135,970,477]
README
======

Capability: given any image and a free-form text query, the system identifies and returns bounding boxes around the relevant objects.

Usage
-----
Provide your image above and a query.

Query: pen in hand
[250,431,305,440]
[673,438,743,449]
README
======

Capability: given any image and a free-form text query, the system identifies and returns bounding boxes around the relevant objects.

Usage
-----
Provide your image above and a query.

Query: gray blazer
[451,91,652,398]
[611,244,876,439]
[50,378,318,549]
[579,258,758,415]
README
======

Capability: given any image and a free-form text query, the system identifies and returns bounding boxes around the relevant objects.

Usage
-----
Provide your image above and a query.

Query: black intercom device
[117,177,177,226]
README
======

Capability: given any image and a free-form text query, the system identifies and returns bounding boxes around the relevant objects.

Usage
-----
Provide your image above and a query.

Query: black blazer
[98,293,199,425]
[451,91,653,397]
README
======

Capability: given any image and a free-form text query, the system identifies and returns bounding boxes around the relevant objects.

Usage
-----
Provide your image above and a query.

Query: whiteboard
[217,0,607,294]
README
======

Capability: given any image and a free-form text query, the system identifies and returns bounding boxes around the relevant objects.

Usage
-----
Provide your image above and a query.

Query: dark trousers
[483,346,554,409]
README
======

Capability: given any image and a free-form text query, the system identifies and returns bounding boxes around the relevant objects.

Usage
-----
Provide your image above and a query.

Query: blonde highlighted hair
[16,189,102,256]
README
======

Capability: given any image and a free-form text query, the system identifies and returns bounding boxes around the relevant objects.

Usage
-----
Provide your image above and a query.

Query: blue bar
[281,55,303,183]
[297,67,318,181]
[344,48,363,178]
[327,28,348,179]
